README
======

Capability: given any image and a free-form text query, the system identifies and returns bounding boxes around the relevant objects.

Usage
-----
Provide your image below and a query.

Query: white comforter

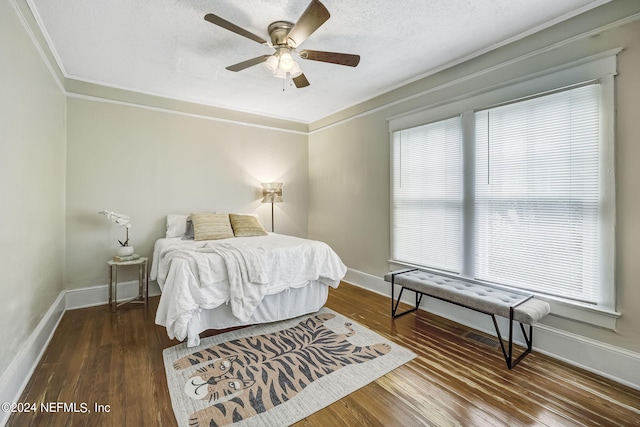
[151,233,346,342]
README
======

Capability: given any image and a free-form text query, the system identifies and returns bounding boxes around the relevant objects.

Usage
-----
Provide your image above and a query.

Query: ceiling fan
[204,0,360,88]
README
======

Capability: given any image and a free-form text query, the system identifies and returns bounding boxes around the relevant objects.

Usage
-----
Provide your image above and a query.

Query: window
[474,85,601,303]
[392,117,462,272]
[391,58,616,314]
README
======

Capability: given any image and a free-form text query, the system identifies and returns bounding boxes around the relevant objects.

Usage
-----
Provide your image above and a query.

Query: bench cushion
[513,298,551,324]
[384,270,550,324]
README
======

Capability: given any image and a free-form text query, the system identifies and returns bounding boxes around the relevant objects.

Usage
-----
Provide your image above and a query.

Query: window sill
[539,296,620,330]
[388,260,621,330]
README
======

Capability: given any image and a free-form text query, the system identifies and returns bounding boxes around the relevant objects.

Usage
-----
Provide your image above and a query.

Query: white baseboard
[0,290,66,427]
[65,280,162,310]
[0,280,162,426]
[344,268,640,391]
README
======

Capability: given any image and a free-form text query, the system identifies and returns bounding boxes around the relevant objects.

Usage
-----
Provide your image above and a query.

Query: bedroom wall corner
[0,0,67,419]
[308,110,391,278]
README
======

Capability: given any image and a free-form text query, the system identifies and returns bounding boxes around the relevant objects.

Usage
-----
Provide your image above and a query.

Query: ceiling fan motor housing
[267,21,295,47]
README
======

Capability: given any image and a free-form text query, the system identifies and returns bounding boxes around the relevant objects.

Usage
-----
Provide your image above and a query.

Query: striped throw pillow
[190,213,234,241]
[229,214,268,237]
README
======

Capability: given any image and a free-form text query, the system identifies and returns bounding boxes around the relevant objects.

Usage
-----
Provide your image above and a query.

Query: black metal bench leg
[491,315,510,368]
[509,308,514,368]
[391,271,423,318]
[491,310,533,369]
[392,286,405,317]
[391,287,423,318]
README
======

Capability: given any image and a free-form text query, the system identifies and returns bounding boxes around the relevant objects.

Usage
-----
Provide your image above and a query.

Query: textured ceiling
[28,0,608,123]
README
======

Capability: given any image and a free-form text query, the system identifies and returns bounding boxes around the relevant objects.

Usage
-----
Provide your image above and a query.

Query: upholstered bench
[384,268,551,369]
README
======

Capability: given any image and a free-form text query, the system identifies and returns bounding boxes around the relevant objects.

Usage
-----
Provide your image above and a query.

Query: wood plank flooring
[7,282,640,426]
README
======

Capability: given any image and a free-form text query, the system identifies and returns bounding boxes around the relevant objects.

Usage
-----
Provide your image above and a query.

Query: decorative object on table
[261,182,283,232]
[98,210,134,255]
[112,253,140,262]
[163,307,415,427]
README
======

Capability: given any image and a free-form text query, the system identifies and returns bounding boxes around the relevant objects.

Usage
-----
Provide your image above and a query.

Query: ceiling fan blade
[293,73,310,88]
[226,55,272,72]
[299,50,360,67]
[204,13,267,45]
[286,0,330,48]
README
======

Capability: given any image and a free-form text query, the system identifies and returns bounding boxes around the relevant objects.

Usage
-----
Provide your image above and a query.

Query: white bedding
[151,233,346,344]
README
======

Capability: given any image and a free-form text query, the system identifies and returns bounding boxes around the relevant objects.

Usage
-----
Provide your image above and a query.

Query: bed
[151,214,347,346]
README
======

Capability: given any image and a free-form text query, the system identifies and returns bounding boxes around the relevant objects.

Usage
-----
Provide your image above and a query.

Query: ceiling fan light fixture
[289,61,302,78]
[273,68,288,79]
[278,51,295,71]
[272,61,302,79]
[263,55,279,73]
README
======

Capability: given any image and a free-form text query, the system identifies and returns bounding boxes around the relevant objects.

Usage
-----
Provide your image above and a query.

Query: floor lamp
[261,182,283,232]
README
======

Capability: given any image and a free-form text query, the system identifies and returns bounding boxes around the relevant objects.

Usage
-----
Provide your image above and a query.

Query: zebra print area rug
[163,307,416,427]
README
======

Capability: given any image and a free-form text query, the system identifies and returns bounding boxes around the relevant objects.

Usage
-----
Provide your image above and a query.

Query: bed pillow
[191,212,234,241]
[229,213,268,237]
[166,214,190,238]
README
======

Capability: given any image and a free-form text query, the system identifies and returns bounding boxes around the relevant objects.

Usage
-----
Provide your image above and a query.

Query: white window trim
[388,50,621,329]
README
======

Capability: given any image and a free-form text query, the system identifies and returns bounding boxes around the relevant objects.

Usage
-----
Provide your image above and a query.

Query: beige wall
[65,98,308,288]
[309,110,390,275]
[309,11,640,353]
[0,0,66,373]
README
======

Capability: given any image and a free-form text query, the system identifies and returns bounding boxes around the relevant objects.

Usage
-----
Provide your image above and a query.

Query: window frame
[388,50,619,328]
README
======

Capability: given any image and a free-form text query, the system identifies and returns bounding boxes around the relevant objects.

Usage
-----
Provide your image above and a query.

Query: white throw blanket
[206,243,269,321]
[152,234,347,342]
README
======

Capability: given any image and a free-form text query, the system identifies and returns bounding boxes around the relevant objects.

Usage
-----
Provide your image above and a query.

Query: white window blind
[474,84,601,303]
[392,116,462,273]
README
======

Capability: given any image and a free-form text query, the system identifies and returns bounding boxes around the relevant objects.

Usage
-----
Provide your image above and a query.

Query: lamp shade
[289,61,302,78]
[261,182,283,203]
[263,55,279,74]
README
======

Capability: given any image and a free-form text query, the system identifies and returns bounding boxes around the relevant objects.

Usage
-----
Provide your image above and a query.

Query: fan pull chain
[282,72,293,91]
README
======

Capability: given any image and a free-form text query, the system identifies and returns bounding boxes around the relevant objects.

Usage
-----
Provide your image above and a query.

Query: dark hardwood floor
[7,282,640,426]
